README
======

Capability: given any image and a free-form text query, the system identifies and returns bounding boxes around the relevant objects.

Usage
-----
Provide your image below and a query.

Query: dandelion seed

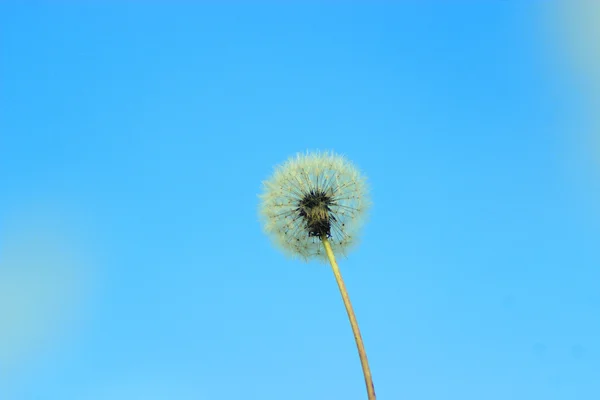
[259,150,370,262]
[259,150,376,400]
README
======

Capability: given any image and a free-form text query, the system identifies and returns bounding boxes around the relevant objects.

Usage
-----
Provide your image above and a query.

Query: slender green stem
[321,235,376,400]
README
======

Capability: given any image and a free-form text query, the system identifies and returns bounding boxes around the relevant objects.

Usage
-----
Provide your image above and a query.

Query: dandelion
[259,150,376,400]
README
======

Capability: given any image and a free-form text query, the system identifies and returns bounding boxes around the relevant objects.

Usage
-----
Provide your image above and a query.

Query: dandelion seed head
[259,150,370,261]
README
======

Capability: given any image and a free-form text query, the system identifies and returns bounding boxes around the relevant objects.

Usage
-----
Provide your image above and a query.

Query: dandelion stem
[321,235,376,400]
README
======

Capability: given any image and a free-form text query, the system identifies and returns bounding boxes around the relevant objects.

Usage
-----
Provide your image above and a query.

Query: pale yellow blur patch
[0,210,90,373]
[538,0,600,222]
[543,0,600,152]
[549,0,600,88]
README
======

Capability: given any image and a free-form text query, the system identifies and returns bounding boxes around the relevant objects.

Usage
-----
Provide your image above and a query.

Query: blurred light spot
[0,210,90,374]
[550,0,600,89]
[541,0,600,219]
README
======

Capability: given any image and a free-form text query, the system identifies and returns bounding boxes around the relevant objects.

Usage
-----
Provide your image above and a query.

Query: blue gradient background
[1,2,599,399]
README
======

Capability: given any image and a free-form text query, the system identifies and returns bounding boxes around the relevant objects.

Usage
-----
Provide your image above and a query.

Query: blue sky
[1,2,599,400]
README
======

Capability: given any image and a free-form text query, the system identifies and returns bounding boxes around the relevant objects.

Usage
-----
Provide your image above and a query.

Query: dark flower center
[296,190,333,238]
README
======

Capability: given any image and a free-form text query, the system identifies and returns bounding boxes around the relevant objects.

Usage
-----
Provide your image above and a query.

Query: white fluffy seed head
[259,150,370,262]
